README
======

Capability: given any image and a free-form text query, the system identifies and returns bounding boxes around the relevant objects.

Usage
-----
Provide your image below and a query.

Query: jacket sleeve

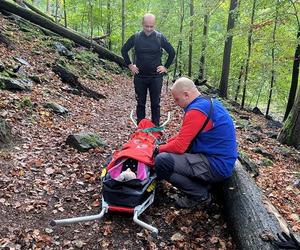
[161,34,175,69]
[121,34,135,66]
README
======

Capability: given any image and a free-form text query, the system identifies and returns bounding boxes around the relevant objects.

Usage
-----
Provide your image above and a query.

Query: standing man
[121,13,175,126]
[154,77,238,209]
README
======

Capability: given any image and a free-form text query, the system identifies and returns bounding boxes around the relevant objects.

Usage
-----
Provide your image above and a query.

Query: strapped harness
[186,96,214,153]
[132,31,162,63]
[134,30,162,50]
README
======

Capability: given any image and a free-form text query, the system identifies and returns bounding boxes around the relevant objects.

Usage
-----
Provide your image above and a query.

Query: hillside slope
[1,13,299,249]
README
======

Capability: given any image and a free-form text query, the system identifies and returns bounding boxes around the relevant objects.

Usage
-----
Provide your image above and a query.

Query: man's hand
[273,232,300,249]
[157,65,167,74]
[128,64,139,75]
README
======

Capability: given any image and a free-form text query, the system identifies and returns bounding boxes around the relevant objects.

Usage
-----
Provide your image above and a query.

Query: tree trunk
[219,0,238,98]
[278,89,300,149]
[0,0,126,67]
[63,0,67,28]
[198,11,209,82]
[99,0,103,32]
[16,0,55,22]
[284,1,300,121]
[46,0,49,13]
[241,0,256,109]
[266,0,279,117]
[234,65,244,102]
[188,0,194,77]
[284,31,300,121]
[106,0,112,50]
[80,4,86,33]
[220,161,289,250]
[121,0,125,46]
[55,0,59,23]
[173,0,184,80]
[88,0,93,43]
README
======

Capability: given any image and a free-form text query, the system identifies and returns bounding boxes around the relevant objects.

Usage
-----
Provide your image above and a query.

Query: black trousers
[155,152,225,199]
[134,76,163,126]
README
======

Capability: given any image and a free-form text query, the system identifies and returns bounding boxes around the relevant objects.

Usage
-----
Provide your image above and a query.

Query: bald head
[171,77,200,108]
[171,77,197,93]
[142,13,156,23]
[142,13,156,36]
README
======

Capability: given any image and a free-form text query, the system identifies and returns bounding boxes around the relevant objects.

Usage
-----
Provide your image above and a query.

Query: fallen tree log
[220,160,290,250]
[13,0,55,22]
[0,0,126,67]
[52,63,105,100]
[22,0,55,22]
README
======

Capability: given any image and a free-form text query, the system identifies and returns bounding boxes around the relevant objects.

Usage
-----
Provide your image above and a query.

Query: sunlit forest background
[12,0,300,118]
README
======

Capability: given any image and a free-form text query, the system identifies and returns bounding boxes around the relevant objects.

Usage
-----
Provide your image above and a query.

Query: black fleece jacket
[121,31,175,77]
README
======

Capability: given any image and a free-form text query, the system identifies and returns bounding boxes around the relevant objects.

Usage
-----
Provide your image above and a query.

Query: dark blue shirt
[121,31,175,77]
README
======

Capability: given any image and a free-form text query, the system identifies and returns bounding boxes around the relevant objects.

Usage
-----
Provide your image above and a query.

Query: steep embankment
[1,11,299,249]
[0,13,235,249]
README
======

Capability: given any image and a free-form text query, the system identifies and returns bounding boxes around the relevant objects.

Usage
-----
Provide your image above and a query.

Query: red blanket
[107,119,162,170]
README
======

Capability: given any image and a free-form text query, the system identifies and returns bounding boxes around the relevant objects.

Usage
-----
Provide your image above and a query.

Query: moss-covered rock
[76,49,99,64]
[66,133,107,152]
[43,102,68,114]
[53,42,74,60]
[0,76,32,91]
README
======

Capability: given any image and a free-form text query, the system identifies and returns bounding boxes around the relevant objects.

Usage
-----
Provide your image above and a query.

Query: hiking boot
[174,193,211,209]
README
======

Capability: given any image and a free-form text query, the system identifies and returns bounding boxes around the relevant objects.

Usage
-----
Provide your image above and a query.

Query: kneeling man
[154,77,238,208]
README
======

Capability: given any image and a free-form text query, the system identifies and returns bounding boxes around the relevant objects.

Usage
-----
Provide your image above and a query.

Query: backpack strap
[186,96,214,153]
[134,31,141,51]
[155,31,162,50]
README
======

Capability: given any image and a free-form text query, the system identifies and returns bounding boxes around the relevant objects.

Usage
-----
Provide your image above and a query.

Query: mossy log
[52,64,105,100]
[220,160,290,250]
[0,0,126,67]
[22,0,55,22]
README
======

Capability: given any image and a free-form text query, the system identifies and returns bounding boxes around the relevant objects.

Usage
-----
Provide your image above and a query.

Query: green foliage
[31,0,300,117]
[20,96,32,109]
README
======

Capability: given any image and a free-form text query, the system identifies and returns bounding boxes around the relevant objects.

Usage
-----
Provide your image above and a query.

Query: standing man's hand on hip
[128,64,139,75]
[157,65,167,74]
